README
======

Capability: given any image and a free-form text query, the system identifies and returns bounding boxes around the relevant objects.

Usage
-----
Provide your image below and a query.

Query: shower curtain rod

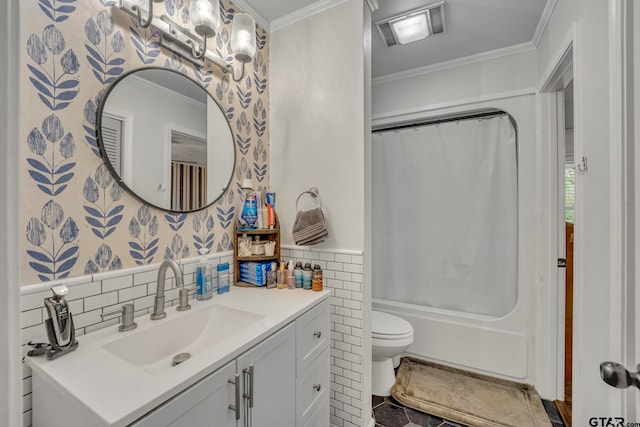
[373,111,507,134]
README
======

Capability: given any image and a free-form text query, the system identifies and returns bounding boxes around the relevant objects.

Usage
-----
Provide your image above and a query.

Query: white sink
[103,304,264,374]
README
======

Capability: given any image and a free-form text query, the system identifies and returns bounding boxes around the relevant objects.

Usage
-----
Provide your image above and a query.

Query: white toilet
[371,310,414,396]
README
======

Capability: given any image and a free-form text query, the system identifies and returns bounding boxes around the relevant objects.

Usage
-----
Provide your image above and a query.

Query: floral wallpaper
[20,0,270,285]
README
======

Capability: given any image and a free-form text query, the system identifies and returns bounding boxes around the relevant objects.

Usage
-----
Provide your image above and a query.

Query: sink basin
[103,304,264,374]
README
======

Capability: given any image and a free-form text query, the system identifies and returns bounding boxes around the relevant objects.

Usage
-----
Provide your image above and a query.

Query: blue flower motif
[129,218,140,238]
[61,50,79,74]
[95,163,113,188]
[60,217,78,243]
[96,10,114,36]
[128,205,159,265]
[26,114,75,196]
[83,177,99,203]
[26,218,46,247]
[41,200,64,229]
[26,200,79,281]
[85,12,125,84]
[59,133,75,159]
[27,129,47,155]
[85,18,101,45]
[27,35,47,65]
[83,91,105,157]
[42,114,64,142]
[42,25,65,55]
[27,25,79,110]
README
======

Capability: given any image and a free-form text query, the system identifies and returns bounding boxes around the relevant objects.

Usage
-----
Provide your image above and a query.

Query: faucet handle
[101,303,137,332]
[177,286,198,312]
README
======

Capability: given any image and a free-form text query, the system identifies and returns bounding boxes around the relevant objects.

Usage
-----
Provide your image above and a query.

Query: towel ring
[296,187,322,211]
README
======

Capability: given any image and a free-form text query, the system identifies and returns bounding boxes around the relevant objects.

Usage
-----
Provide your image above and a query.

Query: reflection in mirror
[97,67,235,213]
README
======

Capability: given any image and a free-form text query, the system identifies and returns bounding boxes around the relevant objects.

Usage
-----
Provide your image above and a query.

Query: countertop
[26,287,330,427]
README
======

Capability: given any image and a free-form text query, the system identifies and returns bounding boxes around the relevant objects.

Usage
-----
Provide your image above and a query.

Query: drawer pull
[313,330,322,339]
[228,374,240,421]
[313,383,321,392]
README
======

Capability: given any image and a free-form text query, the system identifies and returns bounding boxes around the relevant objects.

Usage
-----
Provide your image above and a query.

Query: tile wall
[20,247,366,427]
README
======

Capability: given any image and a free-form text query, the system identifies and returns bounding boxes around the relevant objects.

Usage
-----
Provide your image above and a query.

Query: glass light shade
[391,13,430,45]
[231,13,256,63]
[189,0,220,38]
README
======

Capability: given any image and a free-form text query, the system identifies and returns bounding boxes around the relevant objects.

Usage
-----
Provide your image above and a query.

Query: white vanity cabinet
[28,292,330,427]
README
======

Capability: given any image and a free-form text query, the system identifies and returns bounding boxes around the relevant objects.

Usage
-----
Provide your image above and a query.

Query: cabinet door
[236,323,296,427]
[131,360,238,427]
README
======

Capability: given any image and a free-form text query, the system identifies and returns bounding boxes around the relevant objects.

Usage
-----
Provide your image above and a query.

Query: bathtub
[373,296,533,382]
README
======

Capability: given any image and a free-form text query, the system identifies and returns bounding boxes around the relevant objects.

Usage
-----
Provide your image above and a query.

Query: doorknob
[600,361,640,389]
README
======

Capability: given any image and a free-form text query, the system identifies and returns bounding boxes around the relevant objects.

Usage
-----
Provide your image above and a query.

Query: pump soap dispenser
[43,285,79,360]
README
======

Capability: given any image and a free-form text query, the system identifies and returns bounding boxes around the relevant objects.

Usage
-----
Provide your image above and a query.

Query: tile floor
[372,395,566,427]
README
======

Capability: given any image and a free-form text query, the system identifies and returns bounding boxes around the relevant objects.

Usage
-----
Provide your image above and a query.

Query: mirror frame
[96,66,236,213]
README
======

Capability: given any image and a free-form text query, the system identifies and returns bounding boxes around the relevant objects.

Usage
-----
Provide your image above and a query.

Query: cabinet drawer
[296,299,330,375]
[303,396,330,427]
[296,348,330,427]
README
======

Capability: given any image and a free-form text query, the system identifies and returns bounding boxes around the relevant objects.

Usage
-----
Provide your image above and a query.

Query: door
[236,323,296,427]
[131,360,237,427]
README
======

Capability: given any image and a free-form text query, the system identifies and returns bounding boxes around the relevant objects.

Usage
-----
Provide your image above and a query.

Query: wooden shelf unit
[233,215,280,287]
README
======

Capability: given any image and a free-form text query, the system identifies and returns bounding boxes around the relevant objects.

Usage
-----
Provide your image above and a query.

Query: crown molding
[230,0,271,32]
[365,0,379,13]
[532,0,558,48]
[373,41,536,85]
[271,0,351,33]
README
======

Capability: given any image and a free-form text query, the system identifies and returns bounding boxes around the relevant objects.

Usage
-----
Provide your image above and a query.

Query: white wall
[1,0,21,425]
[536,0,618,423]
[373,49,537,120]
[270,0,365,252]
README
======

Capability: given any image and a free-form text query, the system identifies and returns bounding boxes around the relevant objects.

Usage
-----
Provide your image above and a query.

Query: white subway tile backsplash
[102,275,133,292]
[335,271,352,281]
[319,252,335,262]
[335,254,352,263]
[20,309,42,329]
[118,284,148,302]
[133,269,160,286]
[65,282,102,301]
[84,291,118,312]
[327,261,343,271]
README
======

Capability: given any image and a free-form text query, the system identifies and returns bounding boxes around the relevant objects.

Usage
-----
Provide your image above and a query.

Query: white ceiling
[236,0,550,79]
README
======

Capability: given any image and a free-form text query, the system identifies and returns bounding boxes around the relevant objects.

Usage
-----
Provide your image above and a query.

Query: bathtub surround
[18,0,270,285]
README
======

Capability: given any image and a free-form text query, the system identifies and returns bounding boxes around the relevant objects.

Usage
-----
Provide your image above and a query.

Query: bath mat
[391,357,552,427]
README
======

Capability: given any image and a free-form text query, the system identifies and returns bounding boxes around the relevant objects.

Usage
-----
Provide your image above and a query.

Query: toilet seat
[372,311,413,338]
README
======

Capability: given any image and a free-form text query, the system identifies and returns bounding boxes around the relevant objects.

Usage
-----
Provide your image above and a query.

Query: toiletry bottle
[196,248,212,300]
[294,262,303,287]
[239,179,258,229]
[217,262,230,294]
[303,263,313,290]
[266,192,276,229]
[312,264,323,291]
[277,261,288,289]
[287,260,295,289]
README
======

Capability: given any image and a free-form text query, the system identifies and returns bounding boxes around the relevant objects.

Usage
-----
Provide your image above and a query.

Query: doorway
[554,80,574,427]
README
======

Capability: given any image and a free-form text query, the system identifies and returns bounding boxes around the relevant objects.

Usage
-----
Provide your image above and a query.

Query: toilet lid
[372,311,413,336]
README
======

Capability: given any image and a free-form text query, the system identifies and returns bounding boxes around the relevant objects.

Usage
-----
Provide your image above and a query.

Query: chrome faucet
[151,259,184,320]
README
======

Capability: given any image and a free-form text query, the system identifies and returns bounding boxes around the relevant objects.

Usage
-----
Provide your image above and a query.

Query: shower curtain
[372,115,518,317]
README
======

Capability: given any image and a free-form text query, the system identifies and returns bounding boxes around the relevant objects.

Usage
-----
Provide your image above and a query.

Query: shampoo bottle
[239,179,258,230]
[196,248,212,300]
[294,262,303,288]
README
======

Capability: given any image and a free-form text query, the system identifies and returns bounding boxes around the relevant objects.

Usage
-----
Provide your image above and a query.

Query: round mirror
[97,67,235,212]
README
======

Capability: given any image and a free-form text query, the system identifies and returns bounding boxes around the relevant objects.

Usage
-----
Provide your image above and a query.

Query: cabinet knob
[313,383,321,392]
[313,330,322,339]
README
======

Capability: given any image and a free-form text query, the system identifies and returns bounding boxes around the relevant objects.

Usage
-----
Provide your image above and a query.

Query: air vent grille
[428,5,445,34]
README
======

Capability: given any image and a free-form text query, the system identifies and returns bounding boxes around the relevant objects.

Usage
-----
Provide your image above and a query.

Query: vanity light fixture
[375,1,446,48]
[119,0,256,81]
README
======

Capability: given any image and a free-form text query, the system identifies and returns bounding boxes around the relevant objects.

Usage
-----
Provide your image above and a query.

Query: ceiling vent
[375,1,446,48]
